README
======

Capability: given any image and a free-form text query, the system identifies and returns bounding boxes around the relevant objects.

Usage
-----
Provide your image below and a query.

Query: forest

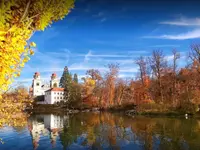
[58,44,200,115]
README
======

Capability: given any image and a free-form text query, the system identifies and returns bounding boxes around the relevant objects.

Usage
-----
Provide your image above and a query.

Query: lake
[0,112,200,150]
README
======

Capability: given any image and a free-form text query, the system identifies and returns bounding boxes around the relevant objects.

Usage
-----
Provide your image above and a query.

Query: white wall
[44,91,52,104]
[33,79,42,96]
[44,114,64,129]
[45,91,64,104]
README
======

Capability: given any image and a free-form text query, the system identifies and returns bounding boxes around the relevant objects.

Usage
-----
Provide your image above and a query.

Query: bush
[180,101,199,114]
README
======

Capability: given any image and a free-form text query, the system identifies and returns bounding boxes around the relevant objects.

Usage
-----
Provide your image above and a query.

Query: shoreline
[27,104,200,118]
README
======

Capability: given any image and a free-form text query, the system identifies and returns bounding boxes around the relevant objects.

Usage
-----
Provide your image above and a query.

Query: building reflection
[28,114,69,150]
[26,112,198,150]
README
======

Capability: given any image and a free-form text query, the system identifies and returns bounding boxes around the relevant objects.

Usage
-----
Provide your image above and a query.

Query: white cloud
[84,50,92,62]
[79,53,135,58]
[144,29,200,40]
[120,68,138,73]
[165,55,174,61]
[150,45,180,48]
[160,17,200,26]
[144,16,200,40]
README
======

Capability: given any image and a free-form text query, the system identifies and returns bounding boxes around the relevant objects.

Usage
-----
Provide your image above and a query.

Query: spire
[33,72,40,79]
[51,73,57,80]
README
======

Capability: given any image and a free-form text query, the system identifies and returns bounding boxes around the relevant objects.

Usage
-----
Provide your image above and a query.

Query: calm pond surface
[0,112,200,150]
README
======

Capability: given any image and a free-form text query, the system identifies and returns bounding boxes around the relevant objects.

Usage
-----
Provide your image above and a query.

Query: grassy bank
[109,102,200,117]
[29,102,200,118]
[27,104,68,113]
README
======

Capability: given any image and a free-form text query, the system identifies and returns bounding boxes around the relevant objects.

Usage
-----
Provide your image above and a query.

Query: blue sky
[16,0,200,86]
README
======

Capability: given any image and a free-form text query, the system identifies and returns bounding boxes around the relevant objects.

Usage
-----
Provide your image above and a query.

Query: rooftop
[45,88,64,92]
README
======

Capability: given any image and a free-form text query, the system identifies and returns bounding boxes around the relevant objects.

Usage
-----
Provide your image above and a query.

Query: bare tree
[171,49,180,106]
[189,44,200,73]
[149,50,167,103]
[135,56,147,86]
[105,64,119,107]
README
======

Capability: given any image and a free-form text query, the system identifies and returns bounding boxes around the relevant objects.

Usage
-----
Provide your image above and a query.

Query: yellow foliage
[0,87,33,129]
[0,0,74,94]
[0,0,74,133]
[82,77,96,95]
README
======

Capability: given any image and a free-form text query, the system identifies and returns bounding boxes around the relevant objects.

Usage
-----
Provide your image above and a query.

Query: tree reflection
[7,112,200,150]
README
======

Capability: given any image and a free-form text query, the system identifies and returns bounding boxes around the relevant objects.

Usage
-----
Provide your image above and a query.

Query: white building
[29,72,66,104]
[44,88,65,104]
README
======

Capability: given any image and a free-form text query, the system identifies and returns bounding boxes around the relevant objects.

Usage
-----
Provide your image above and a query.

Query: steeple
[34,72,40,79]
[50,73,59,88]
[32,72,42,96]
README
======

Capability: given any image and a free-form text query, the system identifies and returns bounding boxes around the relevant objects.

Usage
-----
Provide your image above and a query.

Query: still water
[0,112,200,150]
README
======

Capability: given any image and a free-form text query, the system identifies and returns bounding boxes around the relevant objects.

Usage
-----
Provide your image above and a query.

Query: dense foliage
[64,44,200,114]
[59,67,81,108]
[0,0,74,94]
[0,0,74,128]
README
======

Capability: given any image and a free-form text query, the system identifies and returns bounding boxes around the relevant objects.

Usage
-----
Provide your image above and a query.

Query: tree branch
[20,0,31,22]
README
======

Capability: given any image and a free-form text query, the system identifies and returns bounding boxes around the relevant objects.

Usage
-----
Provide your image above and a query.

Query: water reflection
[1,112,200,149]
[28,114,69,149]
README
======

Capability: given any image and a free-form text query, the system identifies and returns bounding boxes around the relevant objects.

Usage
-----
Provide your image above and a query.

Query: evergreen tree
[60,67,82,108]
[60,66,70,88]
[73,74,78,83]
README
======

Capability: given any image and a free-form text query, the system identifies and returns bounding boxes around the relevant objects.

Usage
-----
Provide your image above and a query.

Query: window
[57,97,59,99]
[53,83,58,87]
[36,83,39,86]
[54,92,56,94]
[58,92,59,95]
[60,97,62,99]
[54,97,56,99]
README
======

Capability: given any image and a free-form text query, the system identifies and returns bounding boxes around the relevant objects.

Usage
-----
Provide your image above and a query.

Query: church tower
[50,73,59,88]
[33,72,42,96]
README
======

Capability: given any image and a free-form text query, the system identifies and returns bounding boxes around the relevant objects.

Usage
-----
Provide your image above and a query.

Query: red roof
[35,72,40,75]
[45,88,64,92]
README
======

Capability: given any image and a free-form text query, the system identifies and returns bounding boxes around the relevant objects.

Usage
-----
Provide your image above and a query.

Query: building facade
[44,88,65,104]
[29,72,65,104]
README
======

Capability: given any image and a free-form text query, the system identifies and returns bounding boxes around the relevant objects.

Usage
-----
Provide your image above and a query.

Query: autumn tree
[115,79,128,105]
[0,0,74,94]
[189,44,200,73]
[81,76,96,107]
[104,64,119,107]
[135,56,152,104]
[149,50,167,103]
[136,56,148,86]
[70,73,82,108]
[0,85,32,128]
[171,49,180,106]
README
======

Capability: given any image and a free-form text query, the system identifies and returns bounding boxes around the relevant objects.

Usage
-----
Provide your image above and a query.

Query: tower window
[53,83,57,87]
[36,83,40,86]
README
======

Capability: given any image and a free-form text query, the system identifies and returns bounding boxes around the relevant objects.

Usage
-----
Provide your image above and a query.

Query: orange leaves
[30,42,36,47]
[0,89,32,129]
[29,49,34,55]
